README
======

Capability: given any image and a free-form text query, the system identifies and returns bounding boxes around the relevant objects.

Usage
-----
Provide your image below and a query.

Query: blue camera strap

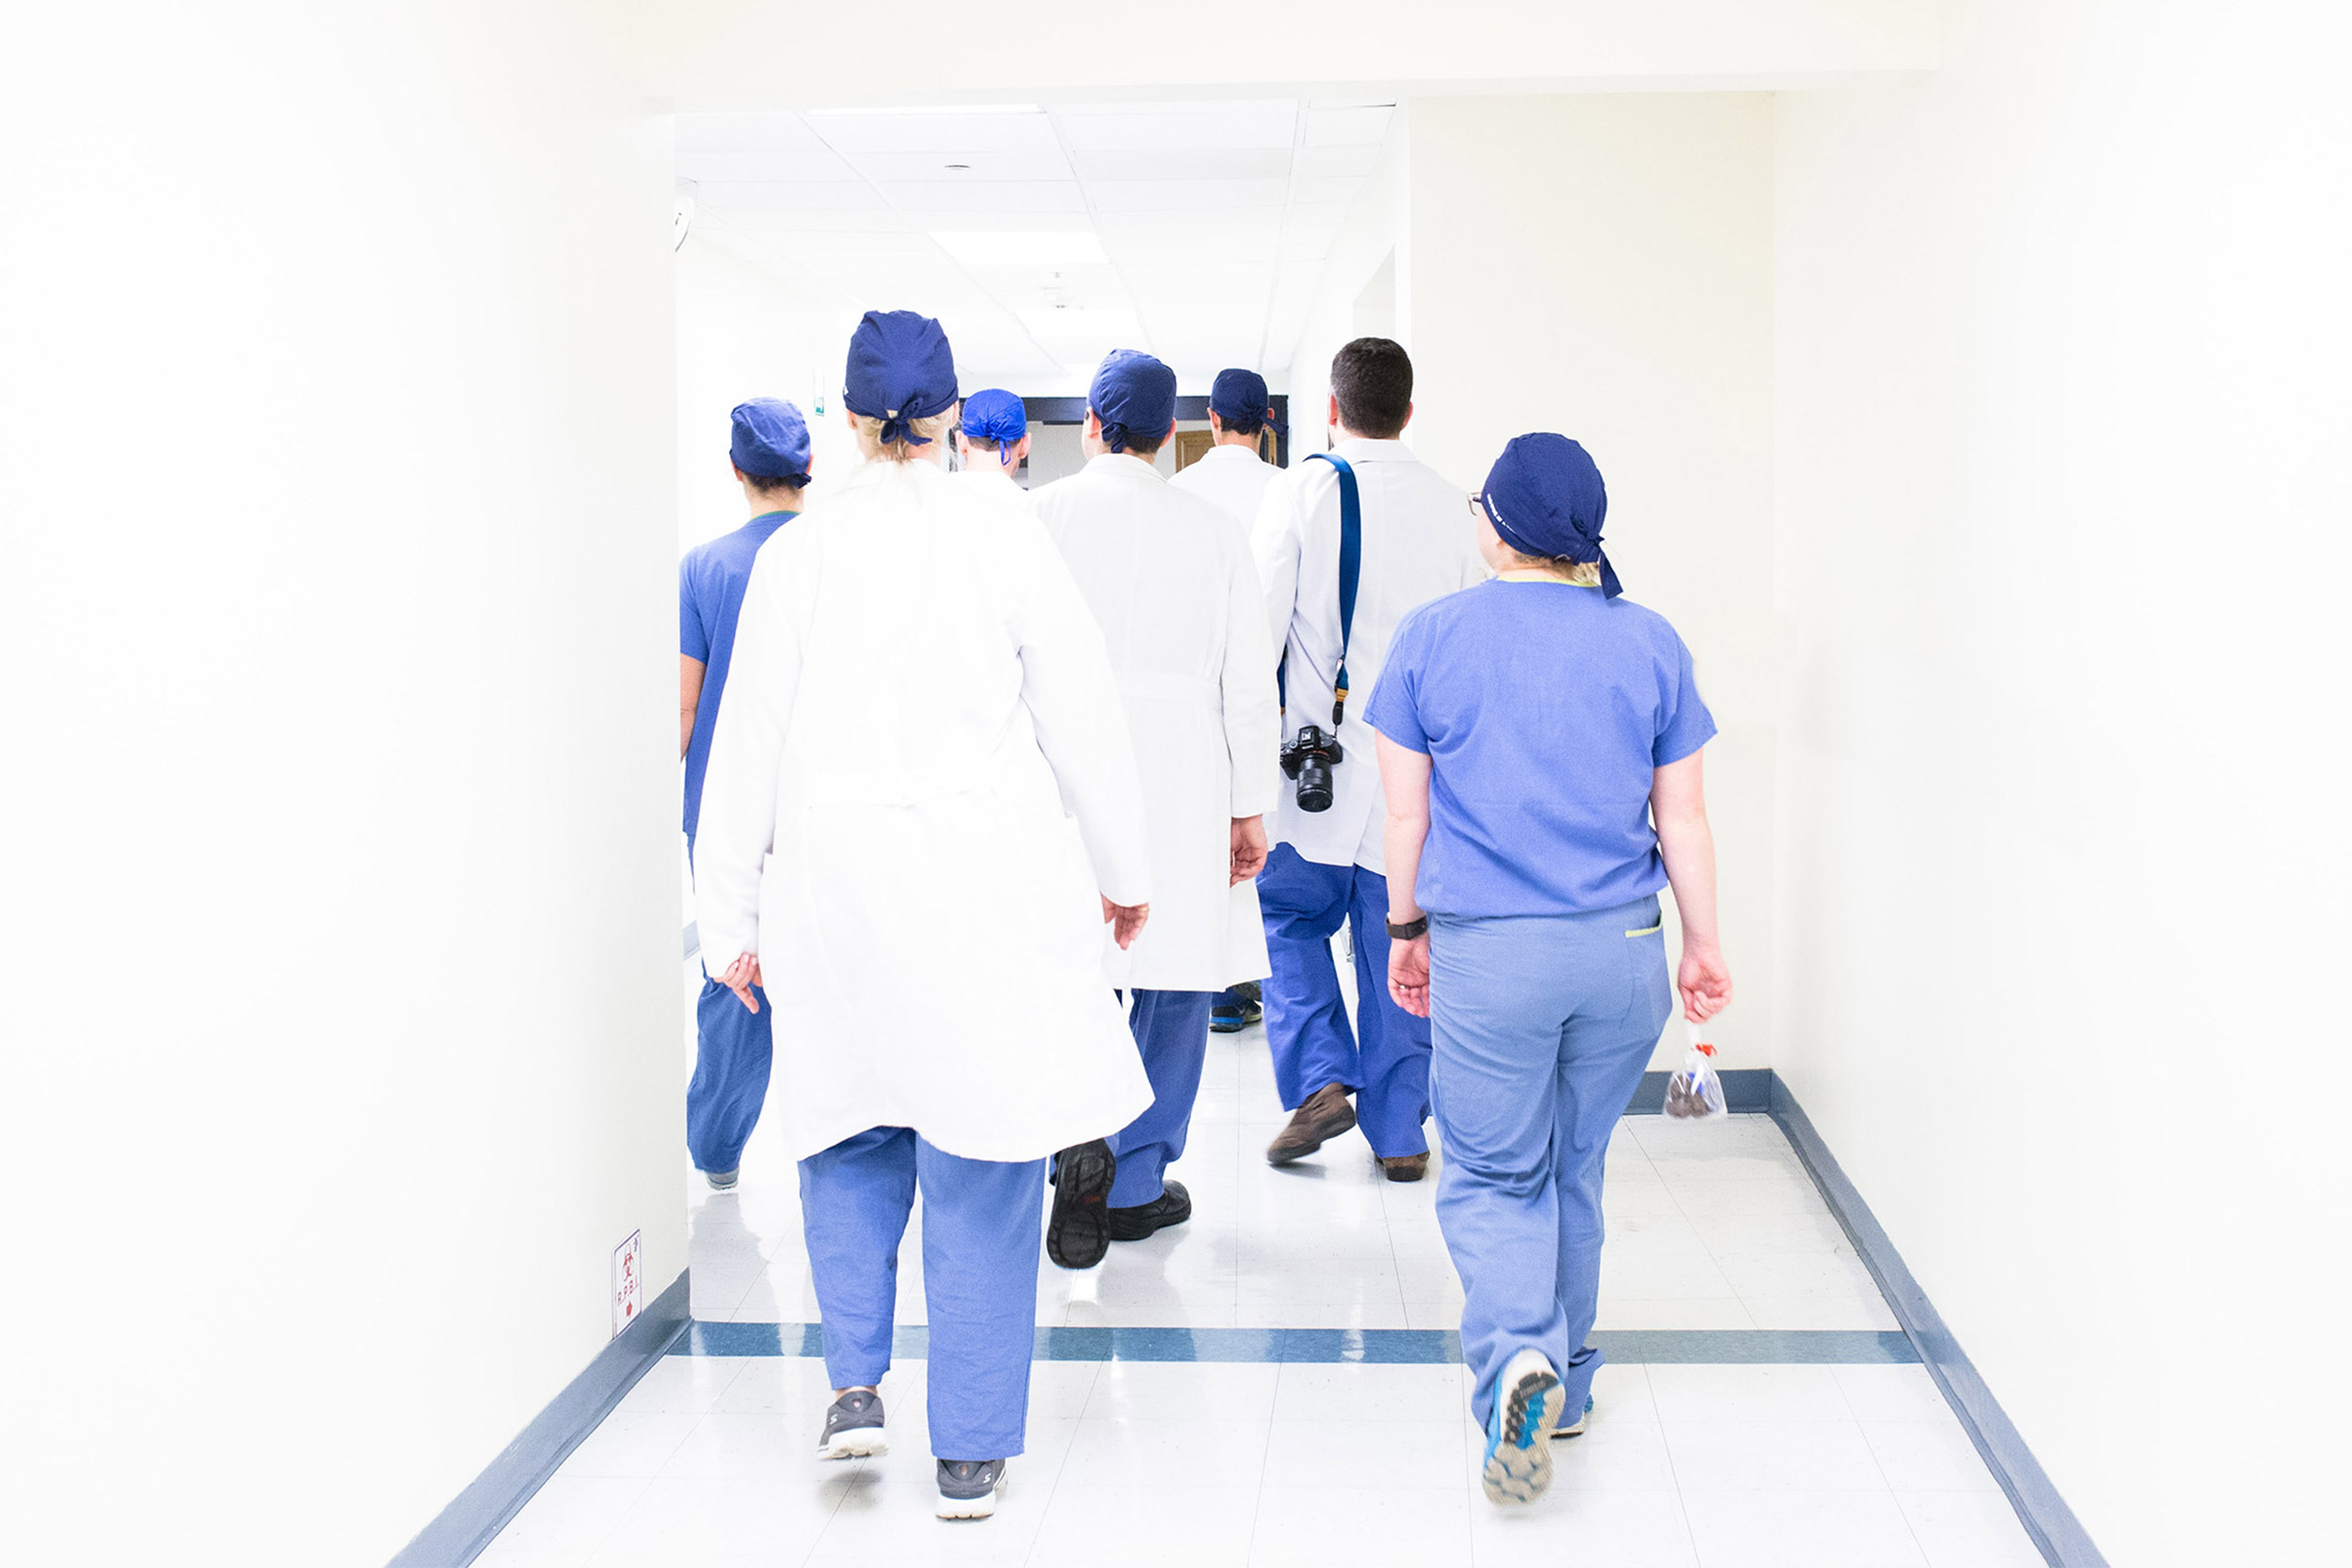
[1305,451,1362,729]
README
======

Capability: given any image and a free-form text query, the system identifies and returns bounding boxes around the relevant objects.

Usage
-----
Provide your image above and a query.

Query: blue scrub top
[1364,578,1716,918]
[680,510,796,837]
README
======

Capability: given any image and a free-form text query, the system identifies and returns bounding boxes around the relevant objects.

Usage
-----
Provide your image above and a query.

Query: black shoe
[1210,981,1263,1033]
[1107,1179,1192,1242]
[1046,1138,1116,1270]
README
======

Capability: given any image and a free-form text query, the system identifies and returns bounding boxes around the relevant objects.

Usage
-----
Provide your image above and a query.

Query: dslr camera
[1279,724,1344,813]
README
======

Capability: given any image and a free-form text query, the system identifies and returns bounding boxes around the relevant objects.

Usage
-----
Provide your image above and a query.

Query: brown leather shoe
[1266,1083,1357,1164]
[1378,1152,1429,1182]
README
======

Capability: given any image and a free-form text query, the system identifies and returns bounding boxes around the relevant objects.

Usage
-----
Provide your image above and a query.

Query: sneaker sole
[1482,1366,1563,1505]
[818,1429,887,1460]
[935,1485,1000,1520]
[1209,1018,1248,1034]
[1046,1142,1116,1270]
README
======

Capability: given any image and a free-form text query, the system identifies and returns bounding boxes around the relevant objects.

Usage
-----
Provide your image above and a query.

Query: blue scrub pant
[799,1127,1047,1461]
[1428,895,1673,1427]
[687,832,772,1175]
[1258,843,1433,1158]
[1107,990,1216,1208]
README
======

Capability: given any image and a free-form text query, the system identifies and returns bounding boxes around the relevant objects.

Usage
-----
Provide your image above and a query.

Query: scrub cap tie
[844,309,959,446]
[1089,349,1177,453]
[960,388,1028,448]
[729,397,811,482]
[1480,434,1622,598]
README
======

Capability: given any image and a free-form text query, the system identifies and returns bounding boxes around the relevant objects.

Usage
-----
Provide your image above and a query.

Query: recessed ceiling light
[931,230,1107,265]
[945,163,971,171]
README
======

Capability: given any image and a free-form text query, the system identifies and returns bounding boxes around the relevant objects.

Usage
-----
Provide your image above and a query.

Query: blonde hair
[1501,550,1602,585]
[852,410,957,463]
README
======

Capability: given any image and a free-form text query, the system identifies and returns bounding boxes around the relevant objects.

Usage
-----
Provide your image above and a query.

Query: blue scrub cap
[843,309,959,446]
[1208,368,1269,428]
[729,398,812,482]
[1089,349,1177,454]
[960,388,1027,448]
[1480,434,1622,598]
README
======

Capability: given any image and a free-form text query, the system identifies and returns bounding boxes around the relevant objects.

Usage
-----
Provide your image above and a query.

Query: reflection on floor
[479,961,2042,1567]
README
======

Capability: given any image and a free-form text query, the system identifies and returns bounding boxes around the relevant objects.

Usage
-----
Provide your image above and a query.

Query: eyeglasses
[1466,493,1494,528]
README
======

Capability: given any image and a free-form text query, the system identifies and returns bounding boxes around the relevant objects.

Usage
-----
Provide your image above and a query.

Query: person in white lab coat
[1252,337,1485,1180]
[693,310,1154,1522]
[952,387,1033,509]
[1033,349,1280,1256]
[1168,366,1282,1035]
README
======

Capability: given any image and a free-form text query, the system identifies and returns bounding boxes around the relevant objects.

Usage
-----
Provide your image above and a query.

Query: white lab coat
[1169,442,1278,530]
[693,458,1154,1164]
[1035,453,1280,992]
[951,464,1035,512]
[1252,437,1486,874]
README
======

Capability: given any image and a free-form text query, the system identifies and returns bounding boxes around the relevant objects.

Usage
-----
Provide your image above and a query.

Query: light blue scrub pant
[1429,895,1673,1427]
[1259,843,1433,1158]
[1107,990,1216,1208]
[798,1126,1046,1461]
[686,831,773,1175]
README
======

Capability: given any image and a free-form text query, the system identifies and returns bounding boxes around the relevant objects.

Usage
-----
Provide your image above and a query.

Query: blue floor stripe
[671,1322,1915,1365]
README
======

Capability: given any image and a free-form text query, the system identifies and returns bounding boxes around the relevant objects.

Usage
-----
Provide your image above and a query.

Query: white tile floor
[473,948,2041,1566]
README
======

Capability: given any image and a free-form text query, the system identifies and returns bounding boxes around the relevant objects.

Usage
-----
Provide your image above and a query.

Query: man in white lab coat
[952,388,1034,509]
[1169,367,1282,1035]
[1035,349,1280,1251]
[1252,338,1485,1180]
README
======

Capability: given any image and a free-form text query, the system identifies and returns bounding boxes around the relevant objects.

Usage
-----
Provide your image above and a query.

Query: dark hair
[742,469,809,497]
[1120,431,1168,458]
[960,432,1003,455]
[1213,408,1266,438]
[1330,337,1412,438]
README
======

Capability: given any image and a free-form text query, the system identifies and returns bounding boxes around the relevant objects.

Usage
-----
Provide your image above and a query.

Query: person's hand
[1102,896,1151,950]
[1388,931,1431,1018]
[1678,942,1732,1022]
[720,953,763,1014]
[1229,816,1268,885]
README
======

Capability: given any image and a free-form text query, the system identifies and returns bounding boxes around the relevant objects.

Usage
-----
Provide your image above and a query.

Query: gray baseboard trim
[1769,1075,2107,1568]
[1625,1066,1772,1115]
[389,1268,691,1568]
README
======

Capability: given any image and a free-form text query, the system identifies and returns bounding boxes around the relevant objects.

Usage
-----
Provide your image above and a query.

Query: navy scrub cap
[1480,434,1622,598]
[843,309,959,446]
[1089,349,1177,453]
[960,388,1027,446]
[1209,368,1269,426]
[729,398,811,482]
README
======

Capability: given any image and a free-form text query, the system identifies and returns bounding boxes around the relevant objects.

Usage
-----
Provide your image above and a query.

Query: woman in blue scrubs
[1363,433,1733,1507]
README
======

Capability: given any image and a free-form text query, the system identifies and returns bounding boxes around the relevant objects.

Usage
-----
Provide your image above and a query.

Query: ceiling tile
[806,111,1062,153]
[695,181,889,213]
[1293,143,1382,180]
[675,149,862,182]
[883,181,1088,215]
[707,209,914,234]
[675,113,827,153]
[842,149,1074,183]
[1284,199,1358,230]
[1069,147,1292,182]
[1055,101,1298,151]
[1089,178,1290,214]
[1290,176,1368,207]
[1304,105,1393,147]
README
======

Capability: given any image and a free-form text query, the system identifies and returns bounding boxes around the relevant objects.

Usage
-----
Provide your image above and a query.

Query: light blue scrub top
[680,510,795,837]
[1364,578,1715,918]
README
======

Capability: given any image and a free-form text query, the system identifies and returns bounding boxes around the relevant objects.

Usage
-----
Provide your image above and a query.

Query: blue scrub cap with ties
[960,388,1028,447]
[1089,349,1177,453]
[1208,368,1269,427]
[843,309,959,446]
[729,397,811,481]
[1479,434,1622,598]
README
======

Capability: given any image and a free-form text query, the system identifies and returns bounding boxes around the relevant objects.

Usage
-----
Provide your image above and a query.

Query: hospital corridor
[4,6,2345,1568]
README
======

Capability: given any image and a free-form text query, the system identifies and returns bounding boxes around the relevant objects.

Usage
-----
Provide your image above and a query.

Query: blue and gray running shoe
[1480,1348,1563,1504]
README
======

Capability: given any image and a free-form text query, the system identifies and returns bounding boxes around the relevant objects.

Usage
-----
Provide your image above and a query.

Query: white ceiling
[676,100,1393,392]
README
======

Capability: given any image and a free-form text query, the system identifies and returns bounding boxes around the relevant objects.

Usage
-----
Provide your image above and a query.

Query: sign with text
[612,1229,643,1338]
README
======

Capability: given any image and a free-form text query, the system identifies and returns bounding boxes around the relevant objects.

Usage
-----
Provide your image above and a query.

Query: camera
[1279,724,1344,813]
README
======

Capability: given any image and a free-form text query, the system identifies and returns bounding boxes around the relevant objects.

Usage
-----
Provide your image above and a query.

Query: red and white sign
[612,1229,644,1338]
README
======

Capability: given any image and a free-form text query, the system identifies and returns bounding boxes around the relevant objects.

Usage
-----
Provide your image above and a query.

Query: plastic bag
[1662,1019,1727,1120]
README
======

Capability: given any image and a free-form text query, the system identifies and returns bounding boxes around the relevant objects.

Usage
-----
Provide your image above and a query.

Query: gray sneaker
[704,1167,739,1192]
[935,1458,1006,1519]
[817,1387,886,1459]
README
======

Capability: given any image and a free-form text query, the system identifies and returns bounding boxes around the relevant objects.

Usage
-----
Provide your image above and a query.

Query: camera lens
[1296,756,1334,813]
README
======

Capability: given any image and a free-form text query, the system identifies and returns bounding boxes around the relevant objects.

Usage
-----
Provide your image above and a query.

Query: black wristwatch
[1386,914,1429,941]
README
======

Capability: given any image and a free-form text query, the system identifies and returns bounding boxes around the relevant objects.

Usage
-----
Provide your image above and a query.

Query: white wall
[1286,110,1415,466]
[1772,3,2351,1560]
[0,6,683,1564]
[1406,94,1780,1069]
